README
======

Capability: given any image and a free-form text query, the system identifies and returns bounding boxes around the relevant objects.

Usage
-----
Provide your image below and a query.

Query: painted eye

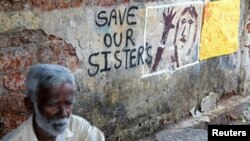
[181,19,186,25]
[65,101,74,106]
[188,19,193,24]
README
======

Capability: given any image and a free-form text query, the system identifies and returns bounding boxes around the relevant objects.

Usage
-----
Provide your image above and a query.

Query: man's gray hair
[26,64,75,103]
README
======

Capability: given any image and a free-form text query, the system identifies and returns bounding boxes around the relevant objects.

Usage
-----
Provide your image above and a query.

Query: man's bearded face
[35,83,75,136]
[34,104,69,136]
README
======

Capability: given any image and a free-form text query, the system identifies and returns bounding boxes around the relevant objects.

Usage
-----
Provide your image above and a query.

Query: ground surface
[139,95,250,141]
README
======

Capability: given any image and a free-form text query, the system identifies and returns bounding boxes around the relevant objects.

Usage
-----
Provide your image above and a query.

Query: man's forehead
[45,90,75,98]
[38,86,75,100]
[46,96,75,102]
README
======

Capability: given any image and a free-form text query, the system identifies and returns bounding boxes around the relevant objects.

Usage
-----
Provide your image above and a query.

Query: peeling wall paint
[0,28,80,137]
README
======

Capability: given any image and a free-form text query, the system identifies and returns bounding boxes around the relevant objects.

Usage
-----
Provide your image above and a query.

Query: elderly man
[3,64,105,141]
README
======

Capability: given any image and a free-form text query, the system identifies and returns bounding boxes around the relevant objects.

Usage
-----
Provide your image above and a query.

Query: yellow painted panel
[199,0,240,60]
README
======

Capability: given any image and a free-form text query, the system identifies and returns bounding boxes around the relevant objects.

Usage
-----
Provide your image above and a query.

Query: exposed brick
[0,93,29,137]
[0,0,169,11]
[0,118,3,132]
[0,57,8,72]
[0,81,4,95]
[66,58,81,72]
[37,34,80,71]
[0,29,47,48]
[3,73,26,91]
[28,0,83,11]
[0,115,29,137]
[3,57,21,71]
[0,28,80,92]
[0,47,35,73]
[0,0,25,11]
[0,45,37,91]
[36,46,52,63]
[0,94,27,116]
[97,0,117,7]
[27,0,131,11]
[0,28,80,138]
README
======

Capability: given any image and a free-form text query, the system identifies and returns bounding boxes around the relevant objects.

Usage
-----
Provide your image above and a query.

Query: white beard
[56,134,66,141]
[34,105,69,137]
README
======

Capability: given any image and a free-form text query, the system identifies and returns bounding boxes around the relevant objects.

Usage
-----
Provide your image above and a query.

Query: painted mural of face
[176,6,197,49]
[247,23,250,34]
[173,5,198,67]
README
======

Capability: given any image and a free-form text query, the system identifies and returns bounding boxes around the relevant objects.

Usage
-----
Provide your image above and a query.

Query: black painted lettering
[130,48,136,68]
[108,9,117,26]
[127,6,138,25]
[145,43,152,65]
[114,50,122,69]
[123,49,130,69]
[137,45,144,65]
[100,51,112,72]
[88,52,100,77]
[113,32,122,47]
[125,28,135,47]
[96,11,108,27]
[104,33,112,48]
[119,8,127,25]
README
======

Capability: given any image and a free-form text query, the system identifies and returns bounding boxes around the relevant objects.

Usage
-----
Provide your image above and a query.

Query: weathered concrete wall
[240,0,250,96]
[0,0,247,140]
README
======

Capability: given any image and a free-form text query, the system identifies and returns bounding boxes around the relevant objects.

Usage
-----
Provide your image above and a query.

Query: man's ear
[24,96,34,113]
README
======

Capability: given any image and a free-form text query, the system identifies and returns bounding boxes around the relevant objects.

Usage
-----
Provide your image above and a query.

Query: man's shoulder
[69,114,92,131]
[2,118,31,141]
[69,115,105,140]
[70,115,91,125]
[2,129,21,141]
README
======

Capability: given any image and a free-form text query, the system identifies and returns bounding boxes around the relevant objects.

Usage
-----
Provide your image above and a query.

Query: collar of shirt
[22,115,74,141]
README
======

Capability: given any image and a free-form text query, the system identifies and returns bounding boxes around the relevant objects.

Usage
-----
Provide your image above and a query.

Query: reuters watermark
[208,125,249,140]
